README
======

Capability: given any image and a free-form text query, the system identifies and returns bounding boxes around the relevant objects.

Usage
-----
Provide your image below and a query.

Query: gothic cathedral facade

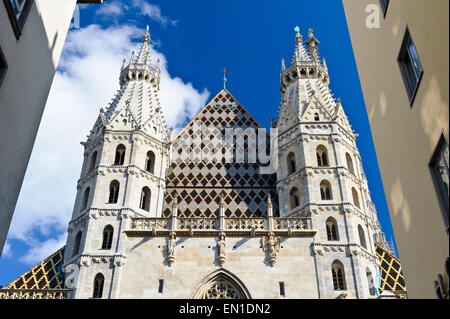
[62,27,389,299]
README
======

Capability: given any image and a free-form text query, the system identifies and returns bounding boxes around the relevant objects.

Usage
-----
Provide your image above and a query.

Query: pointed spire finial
[294,25,302,44]
[221,67,228,90]
[281,58,286,71]
[143,25,150,43]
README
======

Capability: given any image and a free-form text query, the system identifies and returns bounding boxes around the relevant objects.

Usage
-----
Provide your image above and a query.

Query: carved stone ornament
[217,234,226,266]
[167,232,176,266]
[262,232,281,266]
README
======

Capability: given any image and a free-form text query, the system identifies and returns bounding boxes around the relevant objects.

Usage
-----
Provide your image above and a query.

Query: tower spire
[221,67,228,90]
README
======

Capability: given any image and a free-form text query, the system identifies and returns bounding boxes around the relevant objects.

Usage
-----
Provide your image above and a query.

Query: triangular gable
[163,89,278,218]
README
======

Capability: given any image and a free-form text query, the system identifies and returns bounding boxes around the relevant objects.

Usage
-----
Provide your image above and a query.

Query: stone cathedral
[1,27,407,299]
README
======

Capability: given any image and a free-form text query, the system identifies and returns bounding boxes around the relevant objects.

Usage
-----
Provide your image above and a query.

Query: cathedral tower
[63,28,171,298]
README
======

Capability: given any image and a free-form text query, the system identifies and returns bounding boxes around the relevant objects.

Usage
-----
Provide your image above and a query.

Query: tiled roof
[4,247,65,290]
[163,89,278,218]
[375,243,407,294]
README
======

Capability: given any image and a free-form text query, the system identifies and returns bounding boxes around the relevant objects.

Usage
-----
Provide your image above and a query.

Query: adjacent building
[0,0,105,257]
[342,0,449,298]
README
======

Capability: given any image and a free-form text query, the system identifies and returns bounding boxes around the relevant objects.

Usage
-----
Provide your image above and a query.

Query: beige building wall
[342,0,449,298]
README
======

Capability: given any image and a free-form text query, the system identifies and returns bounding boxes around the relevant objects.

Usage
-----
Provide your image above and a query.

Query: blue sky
[0,0,398,286]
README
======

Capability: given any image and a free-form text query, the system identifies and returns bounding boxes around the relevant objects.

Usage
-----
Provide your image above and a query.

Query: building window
[81,187,90,211]
[3,0,33,39]
[114,144,126,165]
[287,152,296,175]
[158,279,164,294]
[320,180,332,200]
[331,261,346,291]
[345,153,354,175]
[358,225,367,249]
[326,217,339,241]
[140,187,151,212]
[0,46,7,87]
[145,151,155,173]
[101,225,114,250]
[351,188,360,209]
[72,231,82,257]
[317,145,329,167]
[279,282,285,297]
[429,134,449,230]
[398,27,423,106]
[92,273,104,299]
[314,113,320,121]
[89,151,97,172]
[108,180,120,204]
[379,0,389,17]
[289,187,300,209]
[366,268,375,296]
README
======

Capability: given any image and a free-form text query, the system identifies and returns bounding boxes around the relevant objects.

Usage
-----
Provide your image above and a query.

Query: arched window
[92,273,104,299]
[366,268,375,296]
[326,217,339,241]
[358,225,367,249]
[346,153,354,175]
[114,144,126,165]
[140,187,151,211]
[145,151,155,173]
[108,180,120,204]
[320,180,332,200]
[314,113,320,121]
[81,187,90,211]
[89,151,97,172]
[316,145,329,167]
[287,152,296,175]
[289,187,300,209]
[331,260,346,291]
[102,225,114,250]
[352,188,360,209]
[72,231,82,257]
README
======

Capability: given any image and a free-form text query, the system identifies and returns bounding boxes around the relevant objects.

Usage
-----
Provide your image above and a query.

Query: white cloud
[131,0,178,26]
[7,24,209,265]
[1,241,12,258]
[95,2,124,17]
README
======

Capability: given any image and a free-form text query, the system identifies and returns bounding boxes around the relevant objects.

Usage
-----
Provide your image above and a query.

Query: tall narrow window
[89,151,97,172]
[287,152,296,175]
[0,46,7,87]
[326,217,339,241]
[289,187,300,209]
[320,180,332,200]
[145,151,155,173]
[3,0,33,39]
[158,279,164,294]
[429,134,449,230]
[352,188,360,209]
[279,282,285,297]
[140,187,151,211]
[92,273,104,299]
[114,144,126,165]
[346,153,354,175]
[358,225,367,249]
[332,261,346,291]
[398,28,423,105]
[366,268,375,296]
[72,231,82,257]
[108,180,120,204]
[81,187,90,211]
[317,145,329,167]
[314,113,320,121]
[102,225,114,250]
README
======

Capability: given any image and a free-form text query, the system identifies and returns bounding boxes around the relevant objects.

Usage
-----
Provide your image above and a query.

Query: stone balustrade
[0,289,71,299]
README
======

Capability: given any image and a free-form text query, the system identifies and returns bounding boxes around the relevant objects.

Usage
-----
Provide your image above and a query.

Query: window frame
[429,133,449,232]
[0,46,7,87]
[398,27,424,107]
[3,0,33,40]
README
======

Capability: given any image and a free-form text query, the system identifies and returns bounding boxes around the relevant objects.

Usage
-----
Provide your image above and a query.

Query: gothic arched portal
[192,269,251,299]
